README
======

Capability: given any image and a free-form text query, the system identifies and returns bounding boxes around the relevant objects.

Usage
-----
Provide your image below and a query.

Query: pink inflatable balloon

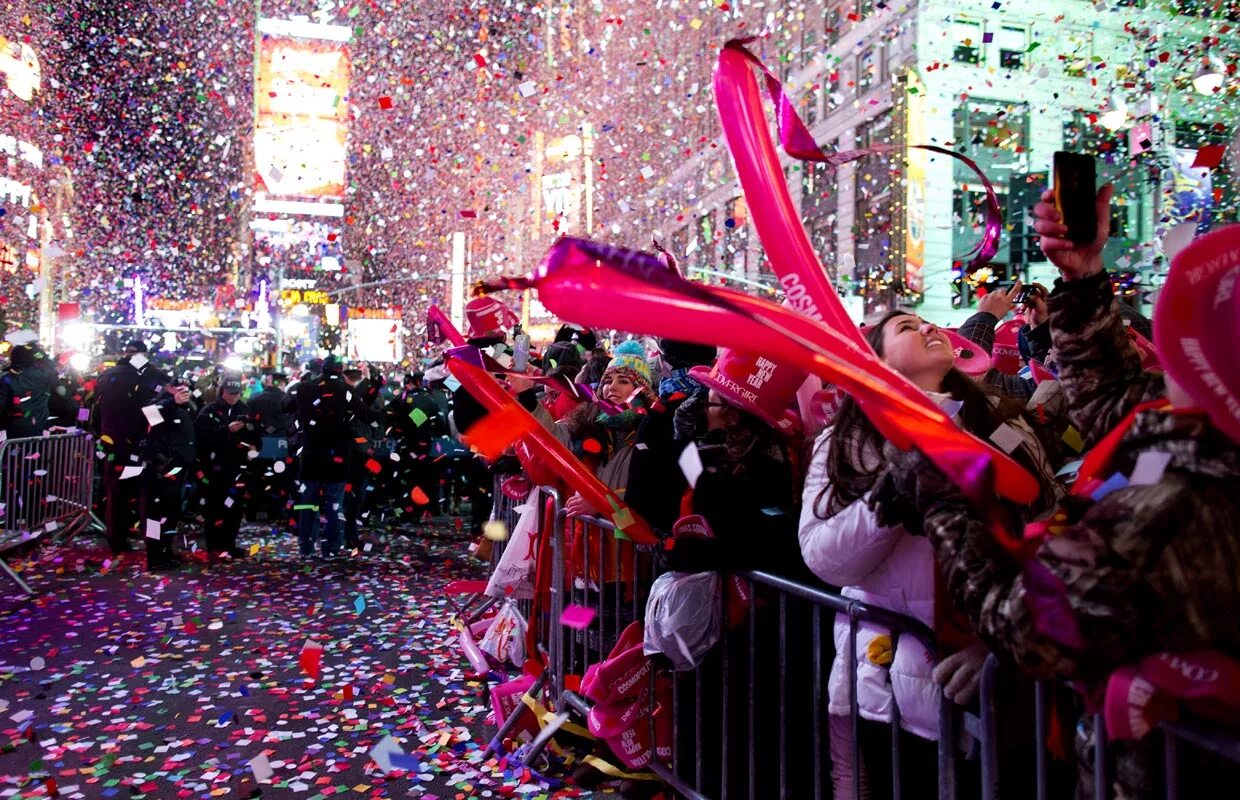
[456,618,491,675]
[427,305,467,347]
[713,45,862,345]
[483,238,1040,520]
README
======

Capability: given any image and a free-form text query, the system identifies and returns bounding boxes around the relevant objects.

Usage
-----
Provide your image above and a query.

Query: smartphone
[513,334,531,373]
[1052,152,1097,245]
[1013,286,1033,305]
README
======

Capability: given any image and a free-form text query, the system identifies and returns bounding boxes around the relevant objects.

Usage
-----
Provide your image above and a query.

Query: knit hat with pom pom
[601,340,653,390]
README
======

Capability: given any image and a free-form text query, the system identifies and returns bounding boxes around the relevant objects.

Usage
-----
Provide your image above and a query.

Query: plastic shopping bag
[479,600,528,667]
[485,487,540,599]
[642,570,722,671]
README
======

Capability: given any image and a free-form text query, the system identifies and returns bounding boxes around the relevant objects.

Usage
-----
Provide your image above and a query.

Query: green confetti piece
[410,408,428,427]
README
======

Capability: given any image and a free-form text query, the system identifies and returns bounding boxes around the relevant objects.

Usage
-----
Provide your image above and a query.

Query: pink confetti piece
[560,604,596,630]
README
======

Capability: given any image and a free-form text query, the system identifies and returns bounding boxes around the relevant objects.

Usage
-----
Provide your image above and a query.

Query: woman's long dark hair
[813,309,1030,519]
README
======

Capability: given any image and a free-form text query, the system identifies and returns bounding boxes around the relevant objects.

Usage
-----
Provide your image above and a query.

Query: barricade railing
[487,472,522,569]
[476,486,1240,800]
[0,430,105,594]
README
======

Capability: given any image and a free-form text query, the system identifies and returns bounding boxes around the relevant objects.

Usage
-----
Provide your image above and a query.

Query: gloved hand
[932,641,990,705]
[867,467,925,535]
[881,441,966,511]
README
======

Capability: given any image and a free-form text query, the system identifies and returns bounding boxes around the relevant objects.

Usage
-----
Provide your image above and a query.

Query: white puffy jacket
[798,427,940,740]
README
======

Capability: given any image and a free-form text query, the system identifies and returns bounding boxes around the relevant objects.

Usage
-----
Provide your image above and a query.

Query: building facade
[602,0,1237,324]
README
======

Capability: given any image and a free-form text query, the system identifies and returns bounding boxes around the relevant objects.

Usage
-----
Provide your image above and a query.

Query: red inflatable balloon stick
[446,354,658,545]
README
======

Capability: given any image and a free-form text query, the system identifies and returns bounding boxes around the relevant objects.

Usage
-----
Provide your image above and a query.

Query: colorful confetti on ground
[0,520,617,799]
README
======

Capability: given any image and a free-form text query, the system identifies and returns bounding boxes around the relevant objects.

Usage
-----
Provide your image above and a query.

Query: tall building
[0,2,73,343]
[600,0,1237,324]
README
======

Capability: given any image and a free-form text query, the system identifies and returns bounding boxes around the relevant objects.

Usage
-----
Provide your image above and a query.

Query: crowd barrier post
[0,431,105,594]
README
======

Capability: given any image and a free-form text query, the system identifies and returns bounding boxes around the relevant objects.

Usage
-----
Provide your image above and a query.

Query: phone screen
[513,334,531,373]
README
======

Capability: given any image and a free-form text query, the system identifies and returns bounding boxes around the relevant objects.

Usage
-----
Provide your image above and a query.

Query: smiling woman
[798,307,1063,800]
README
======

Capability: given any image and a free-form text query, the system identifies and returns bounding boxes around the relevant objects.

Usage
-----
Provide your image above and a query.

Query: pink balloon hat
[1154,224,1240,443]
[943,329,994,376]
[689,348,807,435]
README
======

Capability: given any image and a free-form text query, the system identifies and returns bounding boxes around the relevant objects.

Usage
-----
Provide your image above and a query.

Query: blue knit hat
[602,340,652,389]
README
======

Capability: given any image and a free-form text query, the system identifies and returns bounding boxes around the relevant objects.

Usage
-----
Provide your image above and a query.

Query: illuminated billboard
[254,22,351,214]
[0,35,41,102]
[347,316,404,363]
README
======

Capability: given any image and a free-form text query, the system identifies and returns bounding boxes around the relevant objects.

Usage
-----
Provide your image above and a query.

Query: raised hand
[1032,183,1113,281]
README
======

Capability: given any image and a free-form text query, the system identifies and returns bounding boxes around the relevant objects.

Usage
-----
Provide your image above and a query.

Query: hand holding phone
[1033,156,1113,281]
[513,334,531,373]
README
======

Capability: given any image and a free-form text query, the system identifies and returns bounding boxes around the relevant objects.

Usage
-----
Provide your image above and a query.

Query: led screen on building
[254,30,350,206]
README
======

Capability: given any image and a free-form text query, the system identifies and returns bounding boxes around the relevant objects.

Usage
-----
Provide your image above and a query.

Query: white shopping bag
[484,487,541,600]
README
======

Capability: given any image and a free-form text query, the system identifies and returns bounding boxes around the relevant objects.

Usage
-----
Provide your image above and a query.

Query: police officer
[94,340,169,554]
[140,381,196,571]
[194,372,259,559]
[247,371,293,521]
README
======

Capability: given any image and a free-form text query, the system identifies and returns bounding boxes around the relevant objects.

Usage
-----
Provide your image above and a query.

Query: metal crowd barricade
[487,471,523,569]
[548,510,659,701]
[640,568,947,800]
[478,487,1240,799]
[0,431,105,594]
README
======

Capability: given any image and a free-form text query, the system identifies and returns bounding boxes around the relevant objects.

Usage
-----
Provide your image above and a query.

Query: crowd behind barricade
[0,189,1238,799]
[0,334,494,570]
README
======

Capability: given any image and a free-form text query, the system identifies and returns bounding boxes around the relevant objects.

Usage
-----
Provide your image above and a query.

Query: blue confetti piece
[354,595,366,614]
[218,710,233,725]
[1090,472,1129,501]
[389,753,421,771]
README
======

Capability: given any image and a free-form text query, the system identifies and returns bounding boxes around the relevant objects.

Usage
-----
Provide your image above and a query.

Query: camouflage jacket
[912,272,1240,687]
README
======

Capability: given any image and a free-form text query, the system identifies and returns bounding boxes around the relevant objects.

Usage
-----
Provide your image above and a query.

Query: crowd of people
[1,184,1238,796]
[0,334,480,570]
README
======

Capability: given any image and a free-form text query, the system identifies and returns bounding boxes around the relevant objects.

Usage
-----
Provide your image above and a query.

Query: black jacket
[143,394,197,474]
[248,387,292,437]
[195,399,259,470]
[293,372,362,482]
[0,357,58,438]
[94,359,170,453]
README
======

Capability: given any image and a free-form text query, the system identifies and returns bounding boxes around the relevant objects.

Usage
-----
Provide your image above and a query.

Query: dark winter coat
[0,357,58,438]
[886,272,1240,799]
[293,372,361,482]
[248,387,292,436]
[348,379,386,453]
[195,399,259,471]
[143,393,197,474]
[957,311,1038,400]
[94,359,170,453]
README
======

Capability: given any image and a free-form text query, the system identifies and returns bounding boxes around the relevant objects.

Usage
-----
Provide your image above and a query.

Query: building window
[826,68,843,112]
[801,17,818,71]
[805,160,840,282]
[1063,31,1093,78]
[854,114,897,305]
[997,25,1028,70]
[826,3,844,45]
[952,186,1014,308]
[952,19,983,65]
[858,47,878,94]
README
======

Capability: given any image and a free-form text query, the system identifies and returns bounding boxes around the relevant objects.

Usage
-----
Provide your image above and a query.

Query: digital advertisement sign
[253,26,351,210]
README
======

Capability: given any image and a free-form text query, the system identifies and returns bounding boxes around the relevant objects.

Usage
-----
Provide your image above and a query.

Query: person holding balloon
[871,186,1240,797]
[798,309,1063,800]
